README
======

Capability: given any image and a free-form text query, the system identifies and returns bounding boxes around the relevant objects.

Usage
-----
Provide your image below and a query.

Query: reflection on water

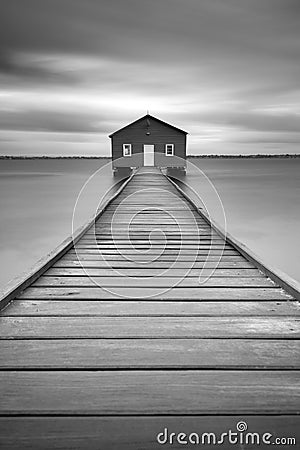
[0,157,299,290]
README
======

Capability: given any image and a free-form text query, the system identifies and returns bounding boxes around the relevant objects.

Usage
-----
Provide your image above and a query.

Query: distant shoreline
[0,156,111,160]
[187,154,300,158]
[0,154,300,160]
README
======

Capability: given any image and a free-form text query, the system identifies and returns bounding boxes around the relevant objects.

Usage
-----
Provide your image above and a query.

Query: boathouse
[109,114,187,173]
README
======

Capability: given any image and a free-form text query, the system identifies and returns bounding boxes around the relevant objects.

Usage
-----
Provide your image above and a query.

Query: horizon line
[1,153,300,159]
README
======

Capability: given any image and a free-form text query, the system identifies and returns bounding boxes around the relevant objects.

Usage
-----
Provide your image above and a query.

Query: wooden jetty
[0,167,299,449]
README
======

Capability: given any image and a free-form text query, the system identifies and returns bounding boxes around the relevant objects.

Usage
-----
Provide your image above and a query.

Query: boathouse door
[143,145,154,166]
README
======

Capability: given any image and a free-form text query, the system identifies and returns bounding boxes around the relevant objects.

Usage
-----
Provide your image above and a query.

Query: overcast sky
[0,0,299,155]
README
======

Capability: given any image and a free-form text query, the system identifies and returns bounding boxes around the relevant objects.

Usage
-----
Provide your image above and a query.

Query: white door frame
[143,144,155,166]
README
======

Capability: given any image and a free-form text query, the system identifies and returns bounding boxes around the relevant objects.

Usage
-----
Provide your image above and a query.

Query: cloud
[0,0,299,154]
[0,1,299,63]
[230,133,300,144]
[0,109,109,133]
[188,109,300,134]
[0,49,78,85]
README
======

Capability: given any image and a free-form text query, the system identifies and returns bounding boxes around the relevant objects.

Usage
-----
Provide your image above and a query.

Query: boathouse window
[165,144,174,156]
[123,144,132,157]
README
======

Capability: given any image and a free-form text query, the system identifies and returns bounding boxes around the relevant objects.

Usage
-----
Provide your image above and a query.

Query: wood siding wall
[111,117,186,168]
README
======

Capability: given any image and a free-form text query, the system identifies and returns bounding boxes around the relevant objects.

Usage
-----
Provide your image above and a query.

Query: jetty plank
[0,416,299,450]
[63,252,242,259]
[53,259,259,268]
[3,300,298,316]
[1,317,298,339]
[1,339,299,369]
[44,267,266,277]
[17,286,291,300]
[32,275,274,288]
[0,370,299,414]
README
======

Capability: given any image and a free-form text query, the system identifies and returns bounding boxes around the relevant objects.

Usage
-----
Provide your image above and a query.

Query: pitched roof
[109,114,188,137]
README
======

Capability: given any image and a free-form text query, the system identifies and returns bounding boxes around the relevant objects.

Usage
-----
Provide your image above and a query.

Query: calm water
[0,157,299,291]
[183,158,300,283]
[0,159,114,291]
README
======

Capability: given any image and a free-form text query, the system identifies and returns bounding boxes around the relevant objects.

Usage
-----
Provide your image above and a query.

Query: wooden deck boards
[0,167,299,449]
[1,370,299,415]
[0,416,299,450]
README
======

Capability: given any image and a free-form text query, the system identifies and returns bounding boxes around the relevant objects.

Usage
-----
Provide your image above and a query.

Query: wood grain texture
[72,244,233,250]
[85,231,217,236]
[3,300,298,316]
[53,259,257,269]
[44,267,266,277]
[62,253,242,261]
[0,370,299,414]
[82,232,220,236]
[0,317,298,338]
[17,286,292,300]
[32,276,274,288]
[77,238,226,244]
[69,246,238,253]
[94,224,212,230]
[1,339,299,369]
[100,214,207,220]
[0,416,299,450]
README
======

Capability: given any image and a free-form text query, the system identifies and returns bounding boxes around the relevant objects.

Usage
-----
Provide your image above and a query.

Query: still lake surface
[0,157,299,291]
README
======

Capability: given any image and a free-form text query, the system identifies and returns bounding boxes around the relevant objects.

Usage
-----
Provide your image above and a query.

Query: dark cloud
[0,0,299,153]
[0,109,108,133]
[0,49,79,85]
[1,0,299,64]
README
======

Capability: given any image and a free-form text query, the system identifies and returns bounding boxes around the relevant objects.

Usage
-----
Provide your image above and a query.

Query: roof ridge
[109,114,188,137]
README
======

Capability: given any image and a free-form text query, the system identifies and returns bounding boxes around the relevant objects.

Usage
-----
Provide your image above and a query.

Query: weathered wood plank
[0,416,298,450]
[94,226,213,231]
[86,225,214,230]
[87,224,212,231]
[64,253,242,260]
[106,199,190,202]
[1,339,299,369]
[17,286,292,300]
[0,317,298,338]
[104,206,196,211]
[32,276,274,288]
[53,259,256,269]
[72,244,232,250]
[62,253,239,260]
[95,219,209,223]
[70,246,237,252]
[66,253,240,260]
[101,209,205,215]
[44,267,266,277]
[79,237,225,243]
[111,204,193,207]
[94,224,211,229]
[101,213,203,218]
[82,236,219,239]
[100,217,207,222]
[4,300,297,316]
[0,370,299,414]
